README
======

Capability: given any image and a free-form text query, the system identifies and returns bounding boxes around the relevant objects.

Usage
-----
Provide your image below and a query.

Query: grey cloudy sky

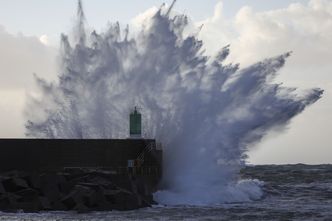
[0,0,330,164]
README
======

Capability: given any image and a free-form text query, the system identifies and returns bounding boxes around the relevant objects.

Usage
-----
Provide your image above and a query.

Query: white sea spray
[25,1,323,205]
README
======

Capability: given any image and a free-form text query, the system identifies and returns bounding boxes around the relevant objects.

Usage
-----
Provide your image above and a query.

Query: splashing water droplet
[25,1,323,205]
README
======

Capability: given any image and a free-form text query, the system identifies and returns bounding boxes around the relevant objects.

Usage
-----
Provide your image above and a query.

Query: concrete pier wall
[0,139,162,172]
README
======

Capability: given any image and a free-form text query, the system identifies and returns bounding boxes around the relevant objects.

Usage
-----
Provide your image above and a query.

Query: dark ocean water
[0,164,331,221]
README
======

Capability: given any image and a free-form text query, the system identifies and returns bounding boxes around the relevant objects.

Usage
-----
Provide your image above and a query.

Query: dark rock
[25,173,41,189]
[89,176,111,186]
[0,194,11,210]
[15,201,40,213]
[85,190,98,207]
[103,189,120,205]
[61,193,76,210]
[0,169,157,213]
[61,185,91,210]
[72,185,92,202]
[59,181,74,195]
[39,197,52,210]
[113,189,141,210]
[56,174,68,186]
[16,188,39,201]
[0,193,20,210]
[40,174,62,202]
[66,173,90,183]
[2,171,19,178]
[52,200,67,211]
[74,203,90,213]
[2,178,29,192]
[77,182,101,191]
[0,183,5,193]
[91,188,113,211]
[41,187,61,203]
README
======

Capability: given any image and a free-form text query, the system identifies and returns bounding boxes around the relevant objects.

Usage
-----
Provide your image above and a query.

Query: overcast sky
[0,0,330,164]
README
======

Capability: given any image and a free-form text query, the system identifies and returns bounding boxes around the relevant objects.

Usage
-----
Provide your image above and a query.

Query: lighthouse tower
[129,107,142,139]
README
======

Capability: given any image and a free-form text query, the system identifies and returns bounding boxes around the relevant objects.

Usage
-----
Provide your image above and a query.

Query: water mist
[25,1,323,205]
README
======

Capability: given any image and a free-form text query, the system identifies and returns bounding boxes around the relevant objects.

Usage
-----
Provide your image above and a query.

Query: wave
[25,0,323,205]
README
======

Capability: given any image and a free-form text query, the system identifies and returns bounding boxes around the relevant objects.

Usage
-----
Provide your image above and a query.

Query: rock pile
[0,169,154,213]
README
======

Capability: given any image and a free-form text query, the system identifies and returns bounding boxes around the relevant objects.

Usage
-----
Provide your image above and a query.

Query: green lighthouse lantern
[130,107,142,138]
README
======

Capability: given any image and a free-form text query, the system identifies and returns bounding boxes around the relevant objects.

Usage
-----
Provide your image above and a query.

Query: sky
[0,0,331,164]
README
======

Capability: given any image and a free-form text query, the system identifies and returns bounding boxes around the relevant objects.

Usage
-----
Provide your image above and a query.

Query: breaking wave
[25,0,323,205]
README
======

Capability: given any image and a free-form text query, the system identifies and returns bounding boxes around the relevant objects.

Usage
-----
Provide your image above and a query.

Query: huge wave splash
[25,1,323,205]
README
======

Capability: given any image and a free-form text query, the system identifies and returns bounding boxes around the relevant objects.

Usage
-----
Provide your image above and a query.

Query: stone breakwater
[0,169,156,213]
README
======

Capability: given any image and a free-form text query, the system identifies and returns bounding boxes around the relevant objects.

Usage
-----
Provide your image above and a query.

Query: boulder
[40,174,63,202]
[15,188,39,201]
[61,184,91,210]
[15,201,39,213]
[61,193,76,210]
[0,169,156,212]
[38,196,52,210]
[91,188,113,211]
[51,200,67,211]
[112,189,141,210]
[0,193,20,211]
[25,173,41,189]
[0,194,11,210]
[2,178,29,192]
[74,202,90,213]
[0,183,5,193]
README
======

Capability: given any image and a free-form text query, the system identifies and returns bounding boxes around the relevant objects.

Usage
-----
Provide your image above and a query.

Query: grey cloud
[0,25,57,90]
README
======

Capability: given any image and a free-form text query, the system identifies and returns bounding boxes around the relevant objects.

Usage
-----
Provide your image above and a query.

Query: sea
[0,164,331,221]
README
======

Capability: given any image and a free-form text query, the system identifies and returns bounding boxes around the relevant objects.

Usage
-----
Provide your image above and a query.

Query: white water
[25,1,323,205]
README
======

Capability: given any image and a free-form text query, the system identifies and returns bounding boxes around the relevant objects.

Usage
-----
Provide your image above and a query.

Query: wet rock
[16,188,39,200]
[89,176,113,187]
[91,188,114,211]
[61,184,92,210]
[0,183,5,193]
[74,202,89,213]
[15,201,40,213]
[52,200,67,211]
[59,180,75,194]
[0,194,11,210]
[25,173,41,189]
[0,169,155,212]
[61,193,76,210]
[71,185,91,204]
[38,196,52,210]
[40,174,62,202]
[0,193,20,209]
[112,189,141,210]
[2,178,29,192]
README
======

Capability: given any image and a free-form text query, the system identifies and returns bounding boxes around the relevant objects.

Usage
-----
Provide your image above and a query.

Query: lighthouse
[130,107,142,139]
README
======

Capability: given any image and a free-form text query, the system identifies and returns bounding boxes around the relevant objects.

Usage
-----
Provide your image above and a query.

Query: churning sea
[0,164,331,221]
